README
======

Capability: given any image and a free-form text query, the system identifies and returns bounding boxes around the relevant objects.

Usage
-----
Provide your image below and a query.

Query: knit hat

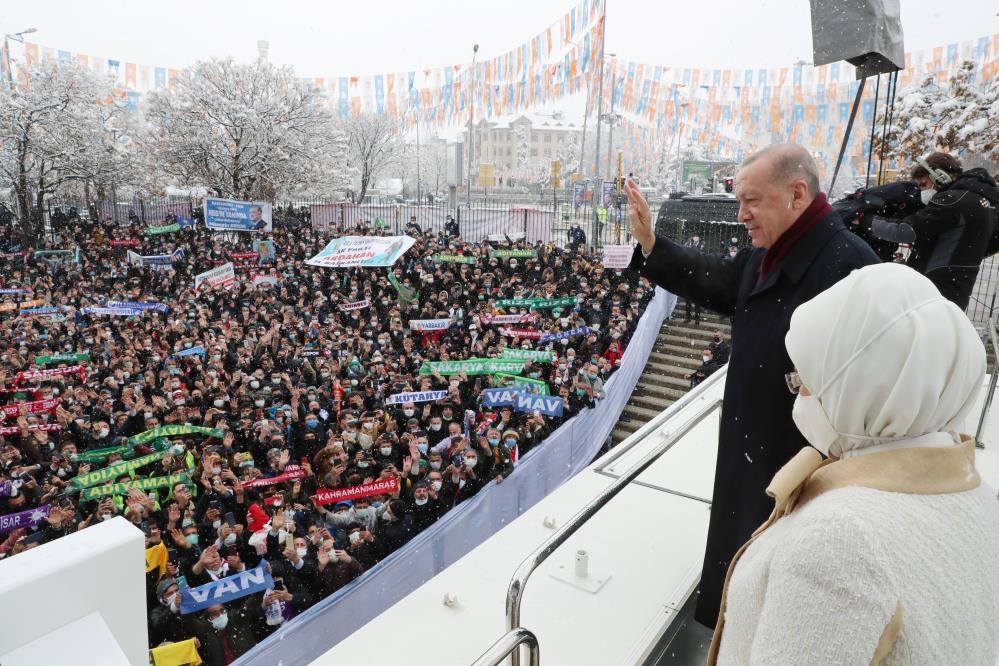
[156,578,178,598]
[502,430,520,441]
[246,503,269,533]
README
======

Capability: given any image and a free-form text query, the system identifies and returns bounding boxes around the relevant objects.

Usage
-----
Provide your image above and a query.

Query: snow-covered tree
[559,132,580,175]
[874,61,983,164]
[0,58,126,243]
[143,58,350,201]
[515,124,530,169]
[340,113,406,203]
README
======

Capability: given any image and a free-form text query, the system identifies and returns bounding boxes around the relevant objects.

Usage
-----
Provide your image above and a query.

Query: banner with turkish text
[313,477,400,506]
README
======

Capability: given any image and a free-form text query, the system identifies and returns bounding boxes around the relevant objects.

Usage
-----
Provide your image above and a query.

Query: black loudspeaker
[809,0,905,78]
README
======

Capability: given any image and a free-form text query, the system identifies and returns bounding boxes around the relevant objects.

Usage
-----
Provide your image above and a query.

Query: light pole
[415,106,422,206]
[604,54,617,176]
[3,27,37,90]
[466,43,479,209]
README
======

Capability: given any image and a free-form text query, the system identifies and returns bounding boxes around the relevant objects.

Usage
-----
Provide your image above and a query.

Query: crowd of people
[0,210,652,663]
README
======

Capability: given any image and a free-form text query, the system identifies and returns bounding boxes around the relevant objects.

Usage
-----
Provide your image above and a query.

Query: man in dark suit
[625,144,879,627]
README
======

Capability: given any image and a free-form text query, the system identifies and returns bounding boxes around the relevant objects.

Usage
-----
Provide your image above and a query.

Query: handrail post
[505,399,722,665]
[976,318,999,449]
[471,627,540,666]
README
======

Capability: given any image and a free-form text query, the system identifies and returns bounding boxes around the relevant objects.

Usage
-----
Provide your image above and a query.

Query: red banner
[239,465,309,489]
[0,398,60,420]
[13,365,86,387]
[0,423,62,436]
[313,477,400,506]
[229,252,260,260]
[109,239,139,247]
[497,327,545,339]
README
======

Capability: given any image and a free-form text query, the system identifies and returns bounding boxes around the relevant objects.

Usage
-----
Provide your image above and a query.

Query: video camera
[831,181,923,262]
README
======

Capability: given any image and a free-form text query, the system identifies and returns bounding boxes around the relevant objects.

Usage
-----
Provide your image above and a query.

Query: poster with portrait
[305,236,416,268]
[204,198,272,232]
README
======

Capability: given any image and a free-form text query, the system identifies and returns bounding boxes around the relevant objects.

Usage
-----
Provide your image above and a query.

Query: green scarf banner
[419,358,525,376]
[493,372,551,395]
[500,348,554,363]
[496,296,578,310]
[34,352,90,366]
[68,450,168,490]
[128,425,224,446]
[79,472,191,501]
[433,254,476,265]
[71,445,131,464]
[145,223,181,236]
[488,250,538,259]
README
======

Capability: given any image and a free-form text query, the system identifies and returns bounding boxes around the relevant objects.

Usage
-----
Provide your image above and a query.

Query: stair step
[620,403,664,421]
[648,351,702,367]
[634,384,687,401]
[628,392,678,411]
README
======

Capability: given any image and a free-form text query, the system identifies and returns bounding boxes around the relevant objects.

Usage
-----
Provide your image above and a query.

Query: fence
[234,288,676,666]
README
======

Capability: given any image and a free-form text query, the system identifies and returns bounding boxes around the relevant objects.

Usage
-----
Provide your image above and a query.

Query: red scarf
[759,193,832,279]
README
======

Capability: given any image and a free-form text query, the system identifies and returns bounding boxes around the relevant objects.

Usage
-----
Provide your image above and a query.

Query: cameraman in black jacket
[869,152,999,309]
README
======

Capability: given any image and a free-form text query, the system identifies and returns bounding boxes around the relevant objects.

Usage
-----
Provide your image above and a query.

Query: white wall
[0,517,148,665]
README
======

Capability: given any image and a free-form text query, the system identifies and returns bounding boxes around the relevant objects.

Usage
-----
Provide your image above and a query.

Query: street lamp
[466,43,479,209]
[603,54,618,176]
[3,27,37,90]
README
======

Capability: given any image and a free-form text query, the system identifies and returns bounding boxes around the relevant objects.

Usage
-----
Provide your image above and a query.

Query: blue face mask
[488,437,500,445]
[417,443,429,455]
[185,534,199,546]
[305,419,319,428]
[505,438,517,447]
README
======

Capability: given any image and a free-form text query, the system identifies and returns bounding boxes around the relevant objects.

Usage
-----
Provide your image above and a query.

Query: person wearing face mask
[866,152,999,310]
[626,145,879,628]
[684,348,721,389]
[373,498,415,558]
[148,578,190,647]
[194,602,257,665]
[710,263,999,665]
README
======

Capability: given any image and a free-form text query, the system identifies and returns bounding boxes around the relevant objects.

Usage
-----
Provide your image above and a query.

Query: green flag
[128,425,224,446]
[493,372,551,395]
[488,249,538,259]
[500,348,554,363]
[34,352,90,366]
[80,473,192,501]
[70,445,130,464]
[496,296,578,310]
[69,451,168,490]
[433,254,476,265]
[419,358,525,376]
[145,223,181,236]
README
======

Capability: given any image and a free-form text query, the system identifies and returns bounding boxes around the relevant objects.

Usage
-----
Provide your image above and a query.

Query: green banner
[419,358,525,376]
[33,250,74,258]
[500,348,554,363]
[493,372,551,395]
[128,425,224,446]
[71,444,131,464]
[488,250,538,259]
[34,352,90,366]
[69,450,168,490]
[495,296,578,310]
[433,254,476,265]
[145,223,181,236]
[79,472,191,501]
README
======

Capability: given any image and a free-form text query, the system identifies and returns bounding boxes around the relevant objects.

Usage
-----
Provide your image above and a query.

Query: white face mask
[403,409,414,417]
[414,497,428,506]
[464,457,477,468]
[348,531,361,544]
[210,612,228,630]
[791,394,839,457]
[920,188,937,205]
[296,547,308,558]
[430,423,441,431]
[379,447,392,456]
[431,480,443,492]
[224,533,237,546]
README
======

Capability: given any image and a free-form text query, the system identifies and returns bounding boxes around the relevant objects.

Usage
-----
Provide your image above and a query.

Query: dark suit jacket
[629,209,879,626]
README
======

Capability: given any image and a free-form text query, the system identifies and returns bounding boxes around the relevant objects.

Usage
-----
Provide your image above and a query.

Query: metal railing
[975,318,998,449]
[471,627,541,666]
[503,396,723,666]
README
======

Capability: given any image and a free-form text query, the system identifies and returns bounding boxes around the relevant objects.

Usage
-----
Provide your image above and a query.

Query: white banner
[251,273,279,288]
[408,318,453,332]
[479,314,538,325]
[602,244,634,269]
[306,236,416,268]
[384,390,449,405]
[194,263,236,291]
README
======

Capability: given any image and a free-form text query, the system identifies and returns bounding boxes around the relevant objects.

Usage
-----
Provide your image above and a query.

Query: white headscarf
[785,263,985,458]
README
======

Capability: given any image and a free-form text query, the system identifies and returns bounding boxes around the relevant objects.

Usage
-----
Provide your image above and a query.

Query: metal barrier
[975,318,998,449]
[471,627,541,666]
[503,395,724,666]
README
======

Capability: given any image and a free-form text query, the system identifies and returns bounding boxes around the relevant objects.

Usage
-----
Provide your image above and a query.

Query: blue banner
[573,183,586,209]
[539,326,590,343]
[176,216,196,228]
[204,198,272,232]
[385,390,448,405]
[106,300,169,313]
[175,346,206,358]
[180,559,273,614]
[513,392,564,417]
[481,388,526,408]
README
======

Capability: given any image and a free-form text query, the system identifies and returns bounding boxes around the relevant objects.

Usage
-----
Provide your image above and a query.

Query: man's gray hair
[742,144,821,196]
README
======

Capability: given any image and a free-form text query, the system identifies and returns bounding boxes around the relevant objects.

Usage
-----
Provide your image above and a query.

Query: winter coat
[628,209,878,627]
[901,168,999,309]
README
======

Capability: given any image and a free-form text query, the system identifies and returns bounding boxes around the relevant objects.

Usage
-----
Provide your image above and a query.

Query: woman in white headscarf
[709,263,999,665]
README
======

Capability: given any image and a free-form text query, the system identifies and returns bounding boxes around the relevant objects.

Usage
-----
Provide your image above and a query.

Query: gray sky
[3,0,998,77]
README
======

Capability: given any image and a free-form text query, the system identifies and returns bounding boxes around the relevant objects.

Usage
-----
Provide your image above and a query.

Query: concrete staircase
[611,300,732,445]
